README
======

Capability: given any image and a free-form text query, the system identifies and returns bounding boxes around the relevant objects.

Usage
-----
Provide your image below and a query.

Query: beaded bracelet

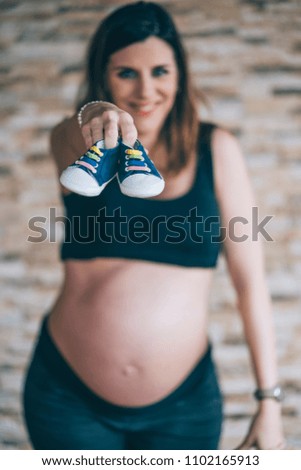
[77,100,104,127]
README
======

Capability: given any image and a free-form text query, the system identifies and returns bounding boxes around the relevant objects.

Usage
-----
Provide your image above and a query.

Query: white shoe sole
[117,175,165,198]
[60,172,116,197]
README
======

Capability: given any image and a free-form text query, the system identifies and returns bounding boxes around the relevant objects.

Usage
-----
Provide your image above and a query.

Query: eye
[152,66,169,77]
[117,68,137,79]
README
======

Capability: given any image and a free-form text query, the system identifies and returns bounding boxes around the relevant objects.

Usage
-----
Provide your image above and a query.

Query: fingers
[82,113,118,150]
[276,440,287,450]
[90,117,104,146]
[80,105,137,150]
[235,435,257,450]
[235,443,257,450]
[237,440,286,450]
[80,103,106,149]
[81,123,94,150]
[102,109,137,148]
[119,112,137,147]
[102,110,119,149]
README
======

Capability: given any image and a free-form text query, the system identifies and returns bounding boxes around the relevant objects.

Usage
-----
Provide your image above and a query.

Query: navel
[121,363,140,378]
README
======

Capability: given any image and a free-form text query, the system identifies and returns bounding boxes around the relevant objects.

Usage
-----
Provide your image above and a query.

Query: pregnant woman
[23,1,284,450]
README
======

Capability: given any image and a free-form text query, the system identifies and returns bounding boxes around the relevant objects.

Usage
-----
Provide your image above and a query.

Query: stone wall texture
[0,0,300,450]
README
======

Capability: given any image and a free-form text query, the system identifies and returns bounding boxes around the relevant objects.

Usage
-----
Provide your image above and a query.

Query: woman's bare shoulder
[211,126,243,169]
[211,126,252,200]
[211,125,237,148]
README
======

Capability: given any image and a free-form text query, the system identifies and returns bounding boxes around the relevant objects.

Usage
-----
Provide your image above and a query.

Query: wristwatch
[254,384,284,402]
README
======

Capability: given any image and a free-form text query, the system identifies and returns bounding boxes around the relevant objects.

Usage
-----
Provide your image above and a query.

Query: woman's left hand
[236,400,286,449]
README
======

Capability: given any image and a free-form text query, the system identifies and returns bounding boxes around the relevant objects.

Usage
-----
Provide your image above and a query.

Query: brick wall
[0,0,300,449]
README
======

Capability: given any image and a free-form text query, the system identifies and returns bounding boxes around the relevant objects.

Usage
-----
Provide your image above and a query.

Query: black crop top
[60,122,222,267]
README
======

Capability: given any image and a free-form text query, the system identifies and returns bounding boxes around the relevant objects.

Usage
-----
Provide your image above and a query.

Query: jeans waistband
[37,314,213,417]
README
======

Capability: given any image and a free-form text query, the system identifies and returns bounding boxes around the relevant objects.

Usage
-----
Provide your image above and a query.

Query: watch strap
[254,384,284,402]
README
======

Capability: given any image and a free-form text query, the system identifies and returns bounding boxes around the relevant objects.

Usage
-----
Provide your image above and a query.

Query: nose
[136,72,156,100]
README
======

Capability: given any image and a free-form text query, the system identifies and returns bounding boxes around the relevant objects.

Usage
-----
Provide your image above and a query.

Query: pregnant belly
[48,259,212,406]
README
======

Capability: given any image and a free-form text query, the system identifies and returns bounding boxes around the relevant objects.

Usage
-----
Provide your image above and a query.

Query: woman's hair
[77,1,201,173]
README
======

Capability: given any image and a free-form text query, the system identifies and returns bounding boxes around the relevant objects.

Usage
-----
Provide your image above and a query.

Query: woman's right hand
[79,101,138,150]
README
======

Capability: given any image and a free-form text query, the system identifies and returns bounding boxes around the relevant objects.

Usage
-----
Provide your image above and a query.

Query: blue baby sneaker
[60,140,119,196]
[117,140,165,198]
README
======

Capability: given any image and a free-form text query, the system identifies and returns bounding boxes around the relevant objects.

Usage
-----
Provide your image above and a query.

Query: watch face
[274,386,285,401]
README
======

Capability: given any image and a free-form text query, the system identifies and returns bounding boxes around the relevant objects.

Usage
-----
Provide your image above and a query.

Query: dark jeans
[22,315,223,450]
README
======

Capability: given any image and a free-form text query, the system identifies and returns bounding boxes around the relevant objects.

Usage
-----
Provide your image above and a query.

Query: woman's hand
[236,401,286,450]
[80,101,137,149]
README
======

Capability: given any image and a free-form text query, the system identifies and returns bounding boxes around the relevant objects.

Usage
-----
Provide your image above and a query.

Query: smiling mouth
[132,104,157,116]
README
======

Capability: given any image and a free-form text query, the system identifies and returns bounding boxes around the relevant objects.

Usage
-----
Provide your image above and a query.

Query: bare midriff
[48,257,214,407]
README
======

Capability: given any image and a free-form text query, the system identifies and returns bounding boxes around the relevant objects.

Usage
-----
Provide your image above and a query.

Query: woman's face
[106,36,179,138]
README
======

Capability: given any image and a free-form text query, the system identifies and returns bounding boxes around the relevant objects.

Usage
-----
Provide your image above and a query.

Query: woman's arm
[212,128,285,449]
[50,115,85,175]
